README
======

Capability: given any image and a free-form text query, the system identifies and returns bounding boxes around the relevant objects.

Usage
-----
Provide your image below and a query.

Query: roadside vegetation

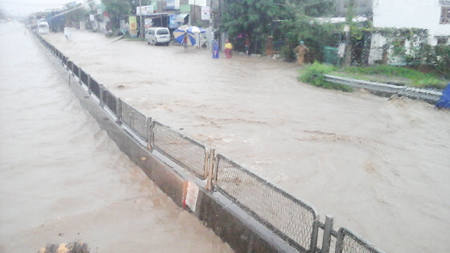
[299,63,449,91]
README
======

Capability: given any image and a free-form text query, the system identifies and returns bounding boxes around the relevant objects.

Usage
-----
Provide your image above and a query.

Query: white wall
[373,0,450,45]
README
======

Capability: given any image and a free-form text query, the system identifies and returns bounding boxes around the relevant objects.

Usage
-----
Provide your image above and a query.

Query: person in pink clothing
[224,39,233,58]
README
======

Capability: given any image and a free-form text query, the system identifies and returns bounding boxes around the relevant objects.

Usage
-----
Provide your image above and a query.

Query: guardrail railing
[214,154,319,252]
[152,121,209,179]
[324,74,442,103]
[36,32,387,253]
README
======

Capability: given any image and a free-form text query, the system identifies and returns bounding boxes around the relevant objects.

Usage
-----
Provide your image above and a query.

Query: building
[368,0,450,64]
[334,0,373,17]
[373,0,450,45]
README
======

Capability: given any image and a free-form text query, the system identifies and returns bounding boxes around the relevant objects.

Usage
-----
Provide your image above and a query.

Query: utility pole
[139,0,143,38]
[343,0,356,67]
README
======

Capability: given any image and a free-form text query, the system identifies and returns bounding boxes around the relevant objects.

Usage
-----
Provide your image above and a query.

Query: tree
[220,0,337,58]
[64,2,88,28]
[102,0,132,29]
[343,0,356,67]
[221,0,283,54]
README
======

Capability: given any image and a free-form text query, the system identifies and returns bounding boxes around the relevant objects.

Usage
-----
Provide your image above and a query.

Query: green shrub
[341,65,447,89]
[299,62,353,92]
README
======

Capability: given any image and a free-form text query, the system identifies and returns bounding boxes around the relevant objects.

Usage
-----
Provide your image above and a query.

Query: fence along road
[35,32,391,253]
[324,74,443,103]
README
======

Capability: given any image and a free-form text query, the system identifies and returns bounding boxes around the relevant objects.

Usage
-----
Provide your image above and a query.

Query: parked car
[38,21,49,35]
[145,27,170,46]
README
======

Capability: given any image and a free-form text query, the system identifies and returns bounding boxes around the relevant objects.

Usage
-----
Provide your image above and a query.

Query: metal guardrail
[214,154,319,252]
[324,75,443,103]
[120,101,149,142]
[102,88,118,116]
[336,228,386,253]
[37,33,389,253]
[89,76,101,98]
[151,121,209,179]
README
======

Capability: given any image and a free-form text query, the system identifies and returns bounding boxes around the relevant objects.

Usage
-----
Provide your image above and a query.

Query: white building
[373,0,450,45]
[369,0,450,64]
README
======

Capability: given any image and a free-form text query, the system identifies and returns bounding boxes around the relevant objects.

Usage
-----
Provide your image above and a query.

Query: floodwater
[0,22,233,253]
[42,28,450,253]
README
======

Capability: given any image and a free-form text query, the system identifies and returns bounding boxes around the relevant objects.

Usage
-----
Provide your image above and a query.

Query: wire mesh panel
[152,121,207,179]
[215,154,318,252]
[89,77,100,98]
[121,101,148,142]
[67,61,73,71]
[336,228,384,253]
[72,63,79,78]
[102,88,118,116]
[80,68,88,85]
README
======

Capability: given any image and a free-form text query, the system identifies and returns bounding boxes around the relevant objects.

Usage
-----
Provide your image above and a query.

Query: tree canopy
[220,0,337,59]
[101,0,152,29]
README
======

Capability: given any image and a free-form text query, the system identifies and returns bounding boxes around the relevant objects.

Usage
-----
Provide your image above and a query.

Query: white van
[145,27,170,46]
[38,21,49,35]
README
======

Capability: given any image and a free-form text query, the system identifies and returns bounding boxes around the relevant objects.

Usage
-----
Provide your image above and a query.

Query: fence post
[205,149,216,190]
[64,57,69,69]
[78,67,82,84]
[69,61,74,76]
[321,215,334,253]
[146,117,153,150]
[311,219,320,253]
[99,84,104,108]
[116,98,122,125]
[335,228,344,253]
[87,74,91,94]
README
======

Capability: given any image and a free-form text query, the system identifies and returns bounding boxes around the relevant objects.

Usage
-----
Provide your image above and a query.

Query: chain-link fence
[89,76,100,98]
[336,228,384,253]
[36,32,386,253]
[102,87,118,116]
[214,154,319,252]
[72,63,79,78]
[120,101,149,142]
[80,68,88,85]
[152,121,208,179]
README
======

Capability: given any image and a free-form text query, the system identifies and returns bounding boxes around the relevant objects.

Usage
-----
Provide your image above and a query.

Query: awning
[175,13,189,23]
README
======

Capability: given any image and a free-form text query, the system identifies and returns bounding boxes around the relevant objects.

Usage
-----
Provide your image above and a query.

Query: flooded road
[43,28,450,253]
[0,22,232,253]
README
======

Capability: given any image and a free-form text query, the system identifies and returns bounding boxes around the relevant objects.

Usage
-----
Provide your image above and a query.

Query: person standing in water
[213,40,219,58]
[294,41,309,66]
[224,39,233,59]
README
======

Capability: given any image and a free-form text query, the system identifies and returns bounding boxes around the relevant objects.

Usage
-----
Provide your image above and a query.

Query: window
[437,37,449,45]
[440,6,450,24]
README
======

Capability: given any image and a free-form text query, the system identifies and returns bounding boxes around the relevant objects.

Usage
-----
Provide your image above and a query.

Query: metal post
[87,74,91,94]
[99,84,104,108]
[146,117,153,150]
[116,98,123,125]
[205,149,215,190]
[321,215,334,253]
[139,0,143,38]
[78,67,82,84]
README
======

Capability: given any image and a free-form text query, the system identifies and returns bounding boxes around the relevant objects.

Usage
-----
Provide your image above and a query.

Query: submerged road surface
[43,28,450,253]
[0,22,232,253]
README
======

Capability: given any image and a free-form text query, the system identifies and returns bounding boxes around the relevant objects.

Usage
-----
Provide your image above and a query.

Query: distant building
[334,0,373,17]
[373,0,450,46]
[369,0,450,64]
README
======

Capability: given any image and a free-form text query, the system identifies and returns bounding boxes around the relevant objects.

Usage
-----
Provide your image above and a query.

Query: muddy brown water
[14,26,450,253]
[0,22,233,253]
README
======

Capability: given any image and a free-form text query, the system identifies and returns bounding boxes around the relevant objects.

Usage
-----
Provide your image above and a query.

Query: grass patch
[299,63,449,91]
[124,37,145,42]
[338,65,448,89]
[299,62,353,92]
